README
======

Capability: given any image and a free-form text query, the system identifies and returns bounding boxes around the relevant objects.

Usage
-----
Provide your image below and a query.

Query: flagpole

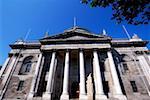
[122,25,131,39]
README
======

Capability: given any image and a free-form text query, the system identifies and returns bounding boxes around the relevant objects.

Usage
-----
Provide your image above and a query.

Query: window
[17,81,24,91]
[123,63,128,71]
[130,81,138,92]
[103,81,109,94]
[19,56,33,75]
[25,63,32,72]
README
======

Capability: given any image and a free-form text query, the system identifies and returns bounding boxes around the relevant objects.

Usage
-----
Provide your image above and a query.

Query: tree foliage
[81,0,150,25]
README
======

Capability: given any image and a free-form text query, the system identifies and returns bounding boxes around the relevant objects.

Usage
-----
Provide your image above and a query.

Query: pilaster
[107,50,127,100]
[27,53,43,100]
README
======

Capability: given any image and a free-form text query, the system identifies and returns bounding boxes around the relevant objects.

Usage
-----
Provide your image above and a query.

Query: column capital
[79,48,84,51]
[93,48,99,51]
[65,49,70,52]
[107,48,112,52]
[51,49,57,52]
[107,48,115,52]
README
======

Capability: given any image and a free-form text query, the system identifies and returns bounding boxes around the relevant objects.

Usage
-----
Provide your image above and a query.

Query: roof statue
[73,17,77,28]
[15,38,24,44]
[130,33,142,41]
[132,34,140,39]
[102,29,107,36]
[44,31,49,38]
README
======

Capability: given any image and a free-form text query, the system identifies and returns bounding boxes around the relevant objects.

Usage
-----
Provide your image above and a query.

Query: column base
[42,92,51,100]
[79,94,87,100]
[113,94,127,100]
[27,92,34,100]
[95,94,107,100]
[60,94,69,100]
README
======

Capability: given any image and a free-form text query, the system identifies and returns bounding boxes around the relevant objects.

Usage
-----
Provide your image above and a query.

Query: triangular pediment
[66,35,89,40]
[41,27,108,40]
[40,27,111,44]
[42,32,101,40]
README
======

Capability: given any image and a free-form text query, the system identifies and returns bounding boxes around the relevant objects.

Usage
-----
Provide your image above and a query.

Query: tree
[81,0,150,25]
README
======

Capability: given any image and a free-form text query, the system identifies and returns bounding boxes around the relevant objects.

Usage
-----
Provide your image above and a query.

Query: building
[0,26,150,100]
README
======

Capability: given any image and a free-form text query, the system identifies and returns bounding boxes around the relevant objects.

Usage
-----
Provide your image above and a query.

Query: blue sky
[0,0,150,65]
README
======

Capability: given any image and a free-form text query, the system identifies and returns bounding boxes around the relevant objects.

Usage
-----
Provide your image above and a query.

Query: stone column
[107,51,126,100]
[79,49,87,100]
[138,56,150,85]
[60,50,70,100]
[27,53,43,100]
[0,57,10,78]
[93,50,107,100]
[0,55,18,100]
[43,52,56,100]
[1,56,17,86]
[148,55,150,62]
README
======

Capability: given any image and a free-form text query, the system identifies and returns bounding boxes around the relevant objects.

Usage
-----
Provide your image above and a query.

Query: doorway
[70,81,79,98]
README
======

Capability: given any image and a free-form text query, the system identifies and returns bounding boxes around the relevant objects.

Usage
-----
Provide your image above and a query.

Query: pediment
[41,31,106,40]
[66,36,89,40]
[40,27,111,43]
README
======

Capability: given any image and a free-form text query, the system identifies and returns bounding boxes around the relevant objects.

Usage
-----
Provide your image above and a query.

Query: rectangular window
[43,81,47,92]
[103,81,109,93]
[17,81,24,91]
[123,63,128,71]
[130,81,138,92]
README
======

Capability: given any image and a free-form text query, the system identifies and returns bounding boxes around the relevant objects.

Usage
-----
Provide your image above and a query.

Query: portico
[27,48,126,100]
[26,27,127,100]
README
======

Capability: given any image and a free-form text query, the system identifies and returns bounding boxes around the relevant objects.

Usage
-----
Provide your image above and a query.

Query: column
[60,50,69,100]
[138,56,150,85]
[1,56,17,85]
[0,57,10,78]
[148,55,150,62]
[93,50,107,99]
[0,55,17,99]
[27,53,43,100]
[43,52,56,100]
[107,51,126,100]
[79,49,87,100]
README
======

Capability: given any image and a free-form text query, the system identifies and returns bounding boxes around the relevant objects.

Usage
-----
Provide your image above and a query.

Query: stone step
[33,97,42,100]
[70,98,79,100]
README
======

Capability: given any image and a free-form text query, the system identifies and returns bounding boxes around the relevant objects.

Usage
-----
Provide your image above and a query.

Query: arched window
[19,56,33,75]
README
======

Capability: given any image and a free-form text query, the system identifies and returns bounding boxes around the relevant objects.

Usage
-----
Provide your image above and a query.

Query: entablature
[41,43,111,51]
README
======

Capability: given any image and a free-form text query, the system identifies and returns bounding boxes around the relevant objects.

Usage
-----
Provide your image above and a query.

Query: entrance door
[71,81,79,98]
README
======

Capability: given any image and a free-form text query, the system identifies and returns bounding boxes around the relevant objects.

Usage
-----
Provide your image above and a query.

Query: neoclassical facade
[0,27,150,100]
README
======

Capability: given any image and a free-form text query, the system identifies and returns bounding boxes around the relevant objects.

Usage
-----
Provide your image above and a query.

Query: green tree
[82,0,150,25]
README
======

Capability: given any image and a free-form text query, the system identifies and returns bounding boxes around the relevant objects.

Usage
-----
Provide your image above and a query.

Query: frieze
[41,43,111,50]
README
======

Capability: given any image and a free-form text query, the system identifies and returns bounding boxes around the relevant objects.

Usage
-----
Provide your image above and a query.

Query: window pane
[123,63,128,71]
[130,81,138,92]
[25,63,32,72]
[17,81,24,91]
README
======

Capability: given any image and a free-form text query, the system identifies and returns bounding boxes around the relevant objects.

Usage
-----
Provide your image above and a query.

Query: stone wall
[1,46,150,100]
[2,49,40,100]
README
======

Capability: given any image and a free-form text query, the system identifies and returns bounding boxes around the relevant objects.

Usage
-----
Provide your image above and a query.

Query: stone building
[0,26,150,100]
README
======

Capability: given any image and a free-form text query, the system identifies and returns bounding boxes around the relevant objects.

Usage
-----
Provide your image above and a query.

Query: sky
[0,0,150,65]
